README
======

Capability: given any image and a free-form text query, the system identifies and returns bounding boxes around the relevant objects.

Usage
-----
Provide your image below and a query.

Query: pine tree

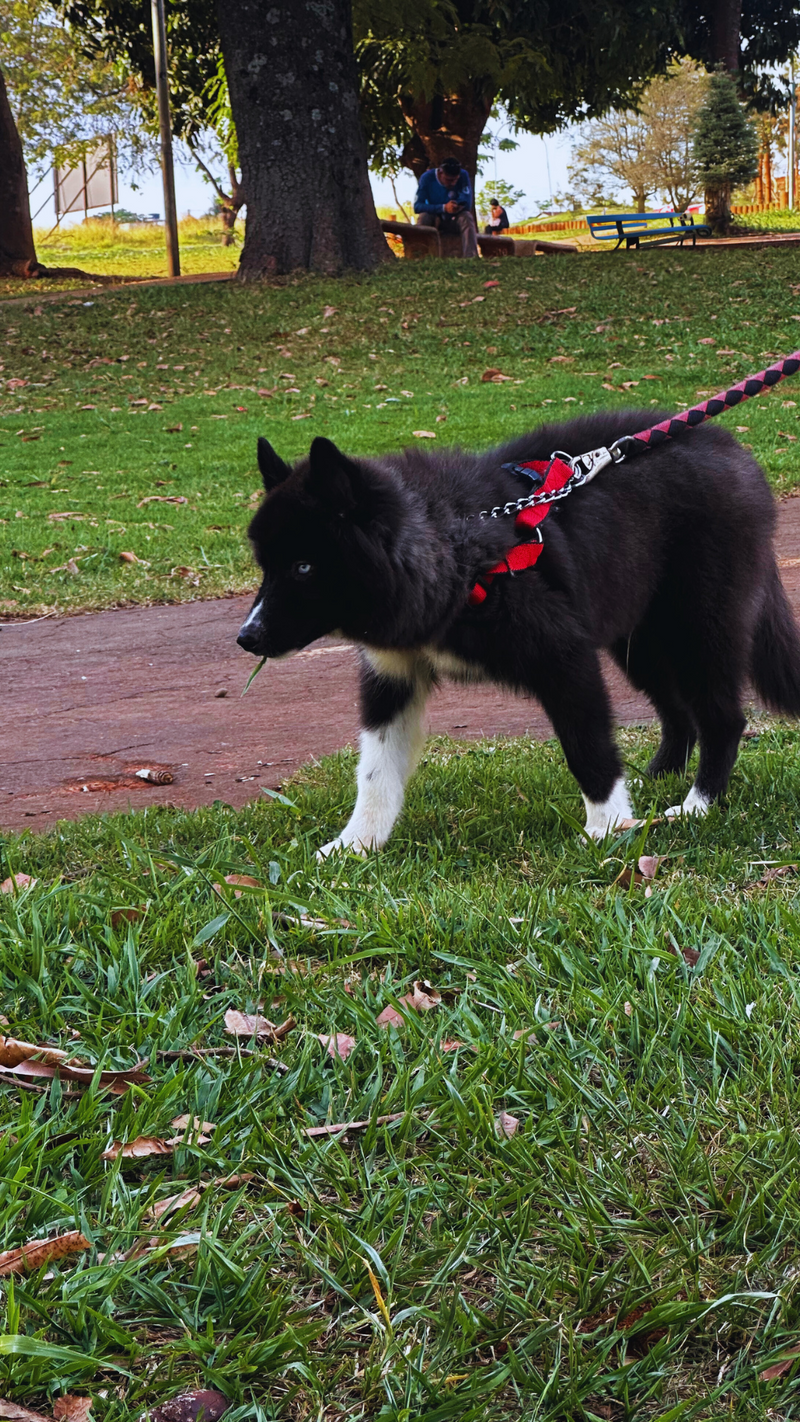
[693,67,758,233]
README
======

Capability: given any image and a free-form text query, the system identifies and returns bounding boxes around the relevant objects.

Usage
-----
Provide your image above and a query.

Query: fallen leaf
[623,1001,633,1017]
[150,1389,230,1422]
[145,1185,203,1223]
[758,1343,800,1381]
[215,873,261,897]
[483,279,500,288]
[749,863,797,889]
[0,1035,70,1067]
[400,980,442,1012]
[0,1230,90,1275]
[317,1032,357,1062]
[119,551,145,564]
[412,430,437,438]
[53,1398,93,1422]
[101,1136,174,1162]
[110,907,143,928]
[441,1039,465,1052]
[698,337,715,345]
[165,424,183,433]
[322,305,338,319]
[0,1400,53,1422]
[171,1114,216,1134]
[495,1110,519,1138]
[304,1111,406,1138]
[481,367,506,382]
[615,866,644,889]
[375,1004,405,1030]
[224,1008,295,1041]
[137,495,188,507]
[0,873,37,895]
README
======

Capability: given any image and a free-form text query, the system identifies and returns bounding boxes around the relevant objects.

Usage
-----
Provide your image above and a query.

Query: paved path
[3,501,800,832]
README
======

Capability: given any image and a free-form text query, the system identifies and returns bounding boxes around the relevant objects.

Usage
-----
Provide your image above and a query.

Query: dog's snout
[237,626,262,653]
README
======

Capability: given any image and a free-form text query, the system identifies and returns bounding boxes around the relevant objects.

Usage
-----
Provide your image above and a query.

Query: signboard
[54,139,118,218]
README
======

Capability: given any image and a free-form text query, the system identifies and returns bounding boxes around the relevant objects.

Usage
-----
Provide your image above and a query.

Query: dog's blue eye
[293,560,313,578]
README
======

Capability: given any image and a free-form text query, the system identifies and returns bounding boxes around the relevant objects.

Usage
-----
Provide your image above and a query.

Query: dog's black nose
[237,628,262,653]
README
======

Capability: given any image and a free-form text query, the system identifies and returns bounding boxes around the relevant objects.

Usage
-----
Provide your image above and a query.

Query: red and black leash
[469,348,800,607]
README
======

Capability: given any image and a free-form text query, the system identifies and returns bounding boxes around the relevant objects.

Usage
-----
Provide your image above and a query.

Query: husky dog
[238,413,800,851]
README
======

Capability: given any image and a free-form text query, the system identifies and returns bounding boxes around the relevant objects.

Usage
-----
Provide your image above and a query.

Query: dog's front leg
[318,653,430,858]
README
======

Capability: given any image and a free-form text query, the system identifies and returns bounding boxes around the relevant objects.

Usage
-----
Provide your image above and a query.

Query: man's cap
[440,157,461,175]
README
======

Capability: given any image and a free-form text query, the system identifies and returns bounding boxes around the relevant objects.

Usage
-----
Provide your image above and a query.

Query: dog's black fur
[239,412,800,841]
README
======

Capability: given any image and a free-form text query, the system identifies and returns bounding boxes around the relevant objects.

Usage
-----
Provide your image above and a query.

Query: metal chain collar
[472,443,625,521]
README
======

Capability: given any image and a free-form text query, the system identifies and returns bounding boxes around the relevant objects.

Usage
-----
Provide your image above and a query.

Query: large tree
[355,0,683,188]
[0,62,38,276]
[678,0,800,104]
[215,0,389,276]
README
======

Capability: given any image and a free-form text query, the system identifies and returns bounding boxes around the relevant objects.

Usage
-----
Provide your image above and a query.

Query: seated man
[414,156,479,257]
[484,196,510,234]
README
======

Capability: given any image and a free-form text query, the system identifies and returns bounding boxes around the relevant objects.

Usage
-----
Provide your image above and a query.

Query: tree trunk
[711,0,742,75]
[215,0,389,278]
[399,86,494,200]
[705,181,732,234]
[634,189,646,212]
[220,164,245,245]
[0,64,40,278]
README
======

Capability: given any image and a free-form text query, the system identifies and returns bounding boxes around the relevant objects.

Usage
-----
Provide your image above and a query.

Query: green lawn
[2,246,800,617]
[2,720,800,1417]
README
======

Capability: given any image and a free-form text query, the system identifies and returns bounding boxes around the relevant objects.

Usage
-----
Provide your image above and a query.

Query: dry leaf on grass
[412,430,437,439]
[102,1136,174,1162]
[150,1389,230,1422]
[305,1111,407,1138]
[748,863,797,890]
[623,1001,633,1017]
[53,1398,93,1422]
[110,906,144,928]
[495,1111,519,1139]
[0,873,37,894]
[375,1004,404,1030]
[0,1044,149,1097]
[144,1172,253,1226]
[171,1114,215,1134]
[376,981,441,1028]
[758,1343,800,1381]
[224,1009,295,1041]
[0,1035,71,1068]
[0,1401,54,1422]
[317,1032,357,1062]
[212,873,261,897]
[137,494,188,507]
[119,551,145,564]
[0,1230,90,1276]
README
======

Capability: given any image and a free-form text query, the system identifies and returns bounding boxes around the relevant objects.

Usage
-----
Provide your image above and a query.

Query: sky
[31,125,577,232]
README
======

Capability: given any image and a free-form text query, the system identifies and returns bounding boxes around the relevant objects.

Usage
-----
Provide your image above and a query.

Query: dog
[237,411,800,851]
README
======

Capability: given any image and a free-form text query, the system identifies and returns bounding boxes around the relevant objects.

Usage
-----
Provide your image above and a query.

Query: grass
[2,718,800,1416]
[2,245,800,617]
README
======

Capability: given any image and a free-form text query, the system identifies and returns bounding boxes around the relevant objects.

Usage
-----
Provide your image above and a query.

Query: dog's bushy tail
[752,564,800,716]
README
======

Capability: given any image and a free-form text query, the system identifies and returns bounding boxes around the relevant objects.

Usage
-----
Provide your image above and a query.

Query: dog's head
[237,435,406,658]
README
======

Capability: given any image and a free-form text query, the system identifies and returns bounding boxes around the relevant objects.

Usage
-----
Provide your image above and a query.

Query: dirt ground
[3,501,800,832]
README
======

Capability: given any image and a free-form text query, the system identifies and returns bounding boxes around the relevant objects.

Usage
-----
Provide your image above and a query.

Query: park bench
[587,211,711,250]
[380,219,577,259]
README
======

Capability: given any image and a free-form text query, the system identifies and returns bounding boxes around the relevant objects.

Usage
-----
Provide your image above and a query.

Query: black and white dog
[237,413,800,850]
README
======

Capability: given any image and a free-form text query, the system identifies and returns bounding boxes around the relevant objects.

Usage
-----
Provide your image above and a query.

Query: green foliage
[2,717,800,1411]
[0,0,148,176]
[354,0,681,169]
[678,0,800,113]
[3,245,800,615]
[693,69,759,190]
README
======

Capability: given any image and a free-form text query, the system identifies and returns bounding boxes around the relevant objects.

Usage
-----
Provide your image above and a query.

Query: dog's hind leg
[531,645,634,840]
[610,635,697,777]
[317,653,431,858]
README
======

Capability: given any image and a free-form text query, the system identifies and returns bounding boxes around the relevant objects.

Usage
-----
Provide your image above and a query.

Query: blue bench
[587,211,712,250]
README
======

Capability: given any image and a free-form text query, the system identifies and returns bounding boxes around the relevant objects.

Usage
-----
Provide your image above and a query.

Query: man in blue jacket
[414,156,479,257]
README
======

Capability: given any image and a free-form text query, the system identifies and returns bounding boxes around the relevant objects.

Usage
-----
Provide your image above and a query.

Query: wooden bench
[587,211,711,250]
[380,219,577,259]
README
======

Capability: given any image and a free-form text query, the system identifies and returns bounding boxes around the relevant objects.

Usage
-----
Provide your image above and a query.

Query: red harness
[468,455,573,606]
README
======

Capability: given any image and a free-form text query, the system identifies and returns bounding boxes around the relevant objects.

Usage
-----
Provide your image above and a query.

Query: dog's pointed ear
[257,437,292,492]
[307,436,364,511]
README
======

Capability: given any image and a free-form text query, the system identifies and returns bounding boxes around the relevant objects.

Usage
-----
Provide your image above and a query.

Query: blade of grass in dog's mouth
[241,656,266,695]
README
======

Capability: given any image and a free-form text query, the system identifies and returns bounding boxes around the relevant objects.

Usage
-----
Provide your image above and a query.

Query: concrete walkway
[3,500,800,832]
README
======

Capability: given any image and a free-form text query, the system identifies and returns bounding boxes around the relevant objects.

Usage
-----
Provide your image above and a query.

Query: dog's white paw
[582,777,634,840]
[316,833,371,862]
[665,785,711,820]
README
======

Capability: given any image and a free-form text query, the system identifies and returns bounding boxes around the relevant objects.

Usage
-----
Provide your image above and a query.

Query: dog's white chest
[364,645,486,684]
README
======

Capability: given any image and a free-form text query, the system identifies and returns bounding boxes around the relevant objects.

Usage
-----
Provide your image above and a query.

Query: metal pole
[791,63,797,211]
[151,0,180,277]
